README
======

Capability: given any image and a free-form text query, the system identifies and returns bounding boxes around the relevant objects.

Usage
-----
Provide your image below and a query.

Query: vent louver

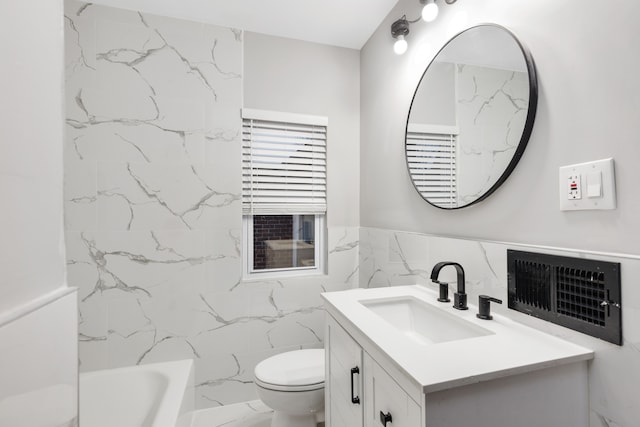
[508,250,621,345]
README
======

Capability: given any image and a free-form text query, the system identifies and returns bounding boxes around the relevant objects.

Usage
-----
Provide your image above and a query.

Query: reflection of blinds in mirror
[242,109,327,215]
[406,126,458,208]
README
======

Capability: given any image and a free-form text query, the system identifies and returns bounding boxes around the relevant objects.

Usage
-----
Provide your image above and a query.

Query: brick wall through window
[253,215,294,270]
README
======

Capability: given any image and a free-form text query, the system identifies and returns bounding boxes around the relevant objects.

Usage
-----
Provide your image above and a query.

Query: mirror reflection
[406,24,537,209]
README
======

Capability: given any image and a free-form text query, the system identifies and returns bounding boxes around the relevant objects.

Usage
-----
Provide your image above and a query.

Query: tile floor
[189,400,325,427]
[190,401,273,427]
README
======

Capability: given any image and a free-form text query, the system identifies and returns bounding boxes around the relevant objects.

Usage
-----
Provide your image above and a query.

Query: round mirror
[405,24,537,209]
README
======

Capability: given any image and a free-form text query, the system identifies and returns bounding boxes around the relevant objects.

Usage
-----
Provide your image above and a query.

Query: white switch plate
[559,158,616,211]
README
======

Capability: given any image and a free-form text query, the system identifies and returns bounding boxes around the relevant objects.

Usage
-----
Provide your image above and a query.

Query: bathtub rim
[80,359,194,427]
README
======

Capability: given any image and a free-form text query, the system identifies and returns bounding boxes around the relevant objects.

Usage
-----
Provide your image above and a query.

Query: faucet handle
[435,281,450,302]
[477,295,502,320]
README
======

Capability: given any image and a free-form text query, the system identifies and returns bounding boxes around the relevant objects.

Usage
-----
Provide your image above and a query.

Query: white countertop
[322,285,594,394]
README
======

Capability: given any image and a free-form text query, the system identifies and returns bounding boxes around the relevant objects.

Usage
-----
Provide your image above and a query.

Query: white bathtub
[80,360,194,427]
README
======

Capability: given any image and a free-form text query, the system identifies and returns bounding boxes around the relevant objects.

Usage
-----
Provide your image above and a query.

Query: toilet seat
[254,349,324,392]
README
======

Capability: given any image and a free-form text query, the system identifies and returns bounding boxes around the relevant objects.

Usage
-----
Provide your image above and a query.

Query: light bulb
[422,1,439,22]
[393,35,408,55]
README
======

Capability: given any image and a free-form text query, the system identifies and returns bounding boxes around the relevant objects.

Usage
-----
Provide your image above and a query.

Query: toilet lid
[254,349,324,388]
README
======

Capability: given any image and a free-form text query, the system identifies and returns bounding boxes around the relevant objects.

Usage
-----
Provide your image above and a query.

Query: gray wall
[0,2,77,426]
[244,32,361,228]
[0,0,66,314]
[361,0,640,255]
[408,61,456,126]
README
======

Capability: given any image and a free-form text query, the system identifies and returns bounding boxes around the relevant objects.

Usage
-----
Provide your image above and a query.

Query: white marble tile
[326,227,360,289]
[195,322,253,359]
[193,353,258,408]
[96,162,163,230]
[102,293,188,369]
[271,285,324,312]
[385,231,431,286]
[95,16,164,58]
[64,2,97,79]
[65,233,101,305]
[131,62,215,131]
[193,290,252,356]
[132,336,201,366]
[64,125,97,165]
[203,237,243,283]
[69,231,208,301]
[84,76,158,123]
[64,155,97,231]
[358,227,393,288]
[97,162,230,231]
[258,312,325,350]
[181,164,242,231]
[88,3,149,26]
[107,295,153,338]
[78,295,108,372]
[78,337,108,372]
[590,413,623,427]
[134,163,212,215]
[456,65,528,205]
[190,400,272,427]
[106,327,156,368]
[65,1,356,413]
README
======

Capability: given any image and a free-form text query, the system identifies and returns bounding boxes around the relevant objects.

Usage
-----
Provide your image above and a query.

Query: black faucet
[430,261,468,310]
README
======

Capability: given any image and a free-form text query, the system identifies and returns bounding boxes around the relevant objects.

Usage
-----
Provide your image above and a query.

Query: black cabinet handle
[350,367,360,404]
[379,411,393,426]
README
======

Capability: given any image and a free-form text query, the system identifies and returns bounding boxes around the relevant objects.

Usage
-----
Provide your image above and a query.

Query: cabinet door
[363,354,421,427]
[326,315,363,427]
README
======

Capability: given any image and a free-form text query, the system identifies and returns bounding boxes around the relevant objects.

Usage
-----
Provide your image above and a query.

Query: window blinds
[242,110,327,215]
[406,125,457,208]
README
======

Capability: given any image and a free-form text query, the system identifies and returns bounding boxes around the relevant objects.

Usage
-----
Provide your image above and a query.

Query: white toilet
[254,349,325,427]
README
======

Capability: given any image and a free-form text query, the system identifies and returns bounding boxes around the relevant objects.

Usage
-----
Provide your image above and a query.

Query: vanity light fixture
[391,17,410,55]
[421,0,439,22]
[394,34,409,55]
[391,0,458,54]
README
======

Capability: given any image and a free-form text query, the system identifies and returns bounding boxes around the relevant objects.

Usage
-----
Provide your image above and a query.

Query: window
[242,109,327,278]
[406,124,458,208]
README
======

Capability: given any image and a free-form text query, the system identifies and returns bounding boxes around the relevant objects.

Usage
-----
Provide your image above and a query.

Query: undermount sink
[359,296,494,345]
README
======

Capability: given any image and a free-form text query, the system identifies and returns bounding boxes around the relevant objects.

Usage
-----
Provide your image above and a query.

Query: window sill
[242,268,327,282]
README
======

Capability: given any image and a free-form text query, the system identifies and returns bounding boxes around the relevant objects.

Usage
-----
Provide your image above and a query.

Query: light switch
[559,158,616,211]
[587,171,602,198]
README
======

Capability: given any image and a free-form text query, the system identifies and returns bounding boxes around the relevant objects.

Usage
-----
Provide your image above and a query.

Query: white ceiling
[90,0,399,50]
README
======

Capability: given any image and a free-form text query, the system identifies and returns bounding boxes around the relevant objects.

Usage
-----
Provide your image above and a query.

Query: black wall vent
[508,250,622,345]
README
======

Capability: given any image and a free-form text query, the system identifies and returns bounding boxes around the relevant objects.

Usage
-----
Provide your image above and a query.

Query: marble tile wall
[360,227,640,427]
[64,1,358,409]
[456,65,528,205]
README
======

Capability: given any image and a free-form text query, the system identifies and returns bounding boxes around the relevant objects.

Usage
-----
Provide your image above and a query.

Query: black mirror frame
[405,23,538,210]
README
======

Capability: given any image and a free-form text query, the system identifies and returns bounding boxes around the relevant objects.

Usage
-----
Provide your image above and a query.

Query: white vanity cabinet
[363,353,421,427]
[325,314,363,427]
[326,315,420,427]
[324,286,592,427]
